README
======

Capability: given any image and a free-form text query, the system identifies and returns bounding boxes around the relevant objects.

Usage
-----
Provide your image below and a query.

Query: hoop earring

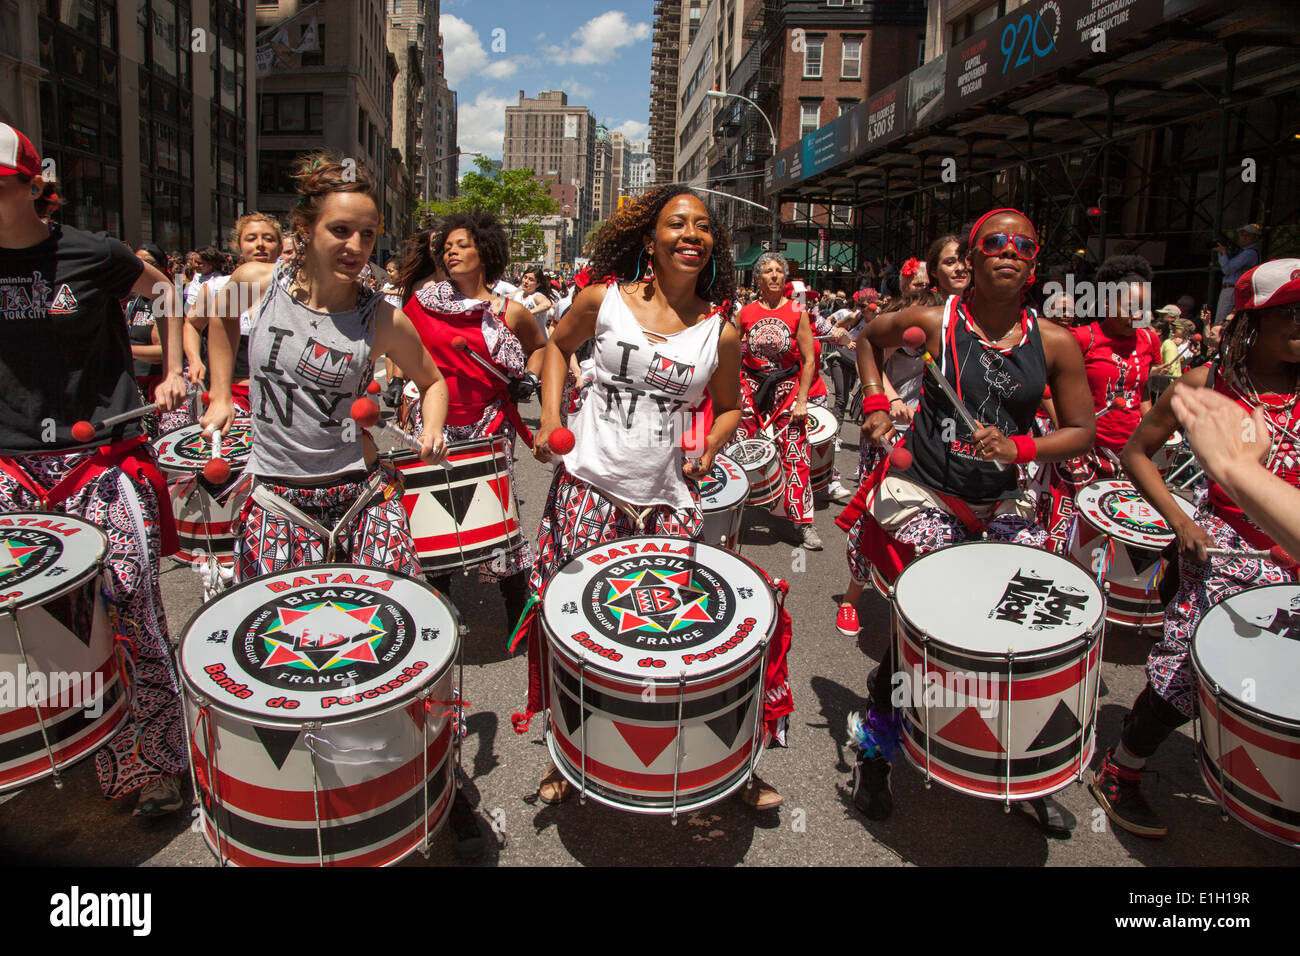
[705,257,716,292]
[632,249,650,283]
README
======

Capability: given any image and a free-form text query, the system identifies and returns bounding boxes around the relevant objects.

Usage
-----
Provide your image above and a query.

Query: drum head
[698,453,749,513]
[154,419,253,472]
[1193,583,1300,723]
[729,438,775,469]
[540,536,776,680]
[0,512,105,604]
[1075,479,1195,548]
[805,405,838,443]
[180,564,458,723]
[893,541,1104,655]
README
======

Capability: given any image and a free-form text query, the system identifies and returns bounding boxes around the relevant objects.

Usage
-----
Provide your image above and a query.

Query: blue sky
[440,1,653,176]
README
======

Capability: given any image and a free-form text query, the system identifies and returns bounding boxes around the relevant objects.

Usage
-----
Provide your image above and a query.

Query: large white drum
[179,565,459,866]
[728,438,783,509]
[806,405,838,492]
[155,420,254,568]
[1066,479,1196,629]
[698,453,749,551]
[1193,583,1300,847]
[892,541,1105,803]
[0,512,126,792]
[540,536,777,816]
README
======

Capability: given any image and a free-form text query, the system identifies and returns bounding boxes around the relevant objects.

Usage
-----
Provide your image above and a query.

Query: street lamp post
[424,149,487,215]
[705,89,780,253]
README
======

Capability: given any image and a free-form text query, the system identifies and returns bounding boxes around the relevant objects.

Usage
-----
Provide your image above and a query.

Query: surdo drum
[728,438,784,509]
[394,435,524,574]
[0,513,127,792]
[697,453,749,551]
[155,420,254,567]
[179,565,459,866]
[1192,584,1300,847]
[1066,479,1196,629]
[805,405,838,493]
[890,541,1105,803]
[540,536,777,816]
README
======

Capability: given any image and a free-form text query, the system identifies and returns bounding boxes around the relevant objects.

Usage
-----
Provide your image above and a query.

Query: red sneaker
[836,603,860,637]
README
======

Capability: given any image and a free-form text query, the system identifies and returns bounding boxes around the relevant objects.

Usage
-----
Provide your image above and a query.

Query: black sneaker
[134,774,184,819]
[1088,749,1167,838]
[448,789,484,860]
[851,755,893,820]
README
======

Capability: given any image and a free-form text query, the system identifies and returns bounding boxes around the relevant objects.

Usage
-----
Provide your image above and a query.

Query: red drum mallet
[902,325,1005,471]
[71,404,163,444]
[350,397,424,453]
[548,427,575,456]
[203,429,231,484]
[451,336,511,385]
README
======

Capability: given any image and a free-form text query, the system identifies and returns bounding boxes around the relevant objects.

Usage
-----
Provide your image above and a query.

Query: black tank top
[905,296,1047,504]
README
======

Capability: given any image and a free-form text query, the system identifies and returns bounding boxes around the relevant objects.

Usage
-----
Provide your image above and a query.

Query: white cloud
[547,11,651,66]
[560,77,594,99]
[608,120,648,142]
[439,15,488,88]
[456,91,512,169]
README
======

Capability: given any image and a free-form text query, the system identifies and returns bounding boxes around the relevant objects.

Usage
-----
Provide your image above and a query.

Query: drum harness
[246,465,397,563]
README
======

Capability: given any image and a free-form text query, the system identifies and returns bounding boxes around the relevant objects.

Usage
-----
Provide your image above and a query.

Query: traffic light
[618,195,631,210]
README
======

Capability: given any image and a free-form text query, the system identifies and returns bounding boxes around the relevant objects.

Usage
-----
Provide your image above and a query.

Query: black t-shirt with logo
[125,294,162,378]
[0,224,146,453]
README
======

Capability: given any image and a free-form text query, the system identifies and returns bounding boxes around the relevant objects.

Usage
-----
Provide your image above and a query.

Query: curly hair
[1095,253,1153,285]
[229,213,282,256]
[753,251,788,277]
[396,227,444,303]
[588,185,736,305]
[432,210,511,286]
[289,151,379,240]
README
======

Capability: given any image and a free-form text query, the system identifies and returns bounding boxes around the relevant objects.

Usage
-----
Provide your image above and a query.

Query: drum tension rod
[6,597,63,789]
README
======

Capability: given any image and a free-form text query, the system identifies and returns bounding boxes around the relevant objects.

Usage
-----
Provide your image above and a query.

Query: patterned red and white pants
[0,451,187,799]
[233,465,420,582]
[738,372,813,524]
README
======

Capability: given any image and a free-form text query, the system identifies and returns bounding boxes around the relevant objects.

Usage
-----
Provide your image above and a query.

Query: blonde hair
[229,213,282,255]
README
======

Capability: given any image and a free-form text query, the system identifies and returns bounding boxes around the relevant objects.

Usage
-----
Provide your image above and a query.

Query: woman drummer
[187,213,282,413]
[1037,254,1163,552]
[397,211,547,631]
[836,208,1095,830]
[1090,259,1300,839]
[834,234,970,638]
[0,123,191,817]
[201,151,449,582]
[734,252,829,550]
[514,186,792,808]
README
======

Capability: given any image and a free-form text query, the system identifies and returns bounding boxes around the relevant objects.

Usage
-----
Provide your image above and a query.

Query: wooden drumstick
[71,403,162,443]
[901,326,1005,471]
[350,397,424,452]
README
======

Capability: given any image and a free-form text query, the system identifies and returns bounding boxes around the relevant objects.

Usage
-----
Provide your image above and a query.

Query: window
[260,93,324,133]
[800,102,821,137]
[838,101,856,116]
[842,37,862,79]
[832,204,851,225]
[803,37,823,78]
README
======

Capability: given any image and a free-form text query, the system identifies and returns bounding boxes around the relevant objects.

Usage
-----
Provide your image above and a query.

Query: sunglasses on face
[978,232,1039,261]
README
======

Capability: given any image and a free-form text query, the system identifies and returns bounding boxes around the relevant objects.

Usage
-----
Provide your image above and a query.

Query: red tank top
[1207,369,1300,549]
[736,299,827,399]
[403,293,507,427]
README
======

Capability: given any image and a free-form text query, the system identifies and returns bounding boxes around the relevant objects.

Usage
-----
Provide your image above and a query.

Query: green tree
[583,220,606,255]
[417,156,559,263]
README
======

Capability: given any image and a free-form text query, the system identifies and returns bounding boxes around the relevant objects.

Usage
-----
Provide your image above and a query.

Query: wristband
[890,397,905,406]
[862,393,891,416]
[1010,435,1037,464]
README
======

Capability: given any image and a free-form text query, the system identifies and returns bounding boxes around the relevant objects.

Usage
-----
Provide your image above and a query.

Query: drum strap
[598,488,656,532]
[249,468,390,561]
[0,437,178,555]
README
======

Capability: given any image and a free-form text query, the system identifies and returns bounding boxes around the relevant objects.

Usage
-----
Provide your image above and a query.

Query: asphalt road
[1,394,1293,868]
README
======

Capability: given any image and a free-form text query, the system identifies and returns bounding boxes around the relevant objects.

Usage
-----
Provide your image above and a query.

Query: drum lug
[1003,650,1015,812]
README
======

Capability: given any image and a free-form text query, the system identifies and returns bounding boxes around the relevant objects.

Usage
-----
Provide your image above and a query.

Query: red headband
[968,207,1036,249]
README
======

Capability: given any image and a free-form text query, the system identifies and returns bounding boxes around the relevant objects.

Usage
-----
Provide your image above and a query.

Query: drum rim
[729,437,777,466]
[0,511,108,607]
[1192,581,1300,730]
[153,420,253,471]
[699,453,750,512]
[388,432,511,465]
[538,533,778,683]
[892,539,1105,660]
[805,404,838,442]
[178,562,461,727]
[1073,478,1191,547]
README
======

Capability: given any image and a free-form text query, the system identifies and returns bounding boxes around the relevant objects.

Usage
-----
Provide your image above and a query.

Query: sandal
[538,765,572,805]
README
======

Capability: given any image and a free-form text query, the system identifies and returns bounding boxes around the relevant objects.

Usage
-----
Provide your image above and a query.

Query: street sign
[761,241,770,251]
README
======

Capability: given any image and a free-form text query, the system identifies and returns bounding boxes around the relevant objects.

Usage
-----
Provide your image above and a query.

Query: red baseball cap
[0,124,41,178]
[1234,258,1300,313]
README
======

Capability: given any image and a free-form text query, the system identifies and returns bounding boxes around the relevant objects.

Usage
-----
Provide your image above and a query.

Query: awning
[733,245,764,269]
[780,240,856,270]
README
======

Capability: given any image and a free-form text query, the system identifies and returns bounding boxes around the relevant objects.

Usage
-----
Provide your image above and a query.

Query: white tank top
[566,284,722,510]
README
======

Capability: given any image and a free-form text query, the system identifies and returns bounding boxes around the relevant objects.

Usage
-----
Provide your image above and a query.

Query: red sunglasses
[978,232,1039,261]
